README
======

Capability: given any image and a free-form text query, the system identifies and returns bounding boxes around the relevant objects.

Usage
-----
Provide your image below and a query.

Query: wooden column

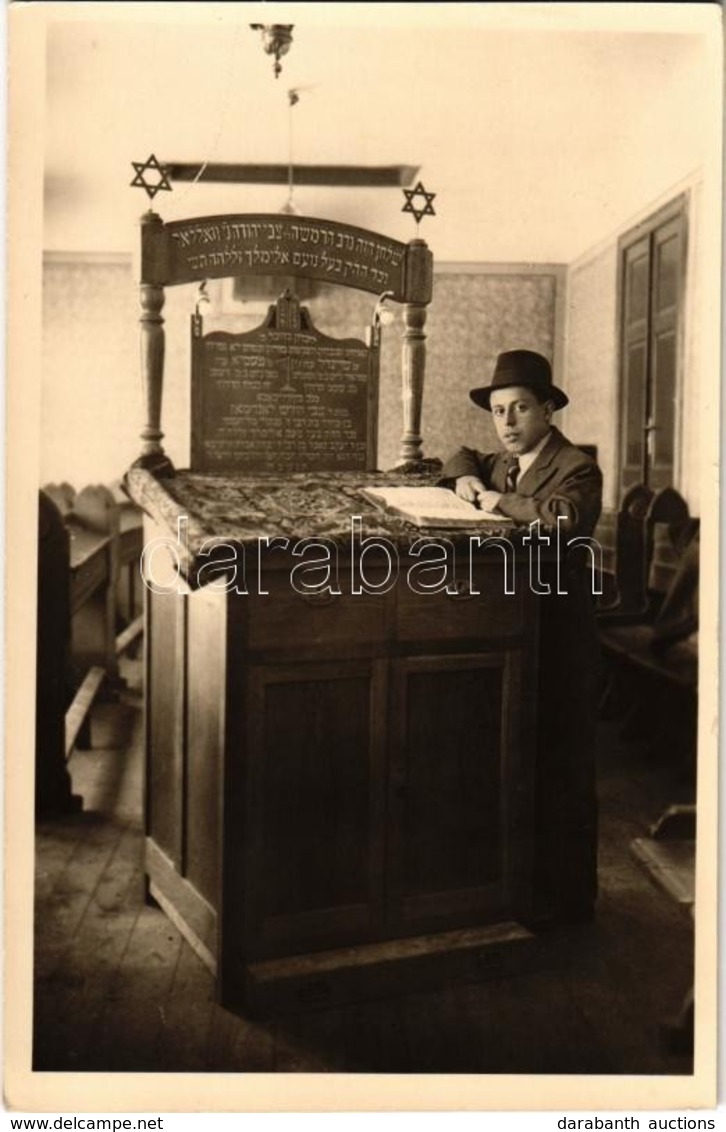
[136,211,174,476]
[399,302,427,465]
[395,235,438,473]
[136,282,174,474]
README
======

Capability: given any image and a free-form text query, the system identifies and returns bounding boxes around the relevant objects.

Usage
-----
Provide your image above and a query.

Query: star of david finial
[130,154,172,200]
[402,181,436,226]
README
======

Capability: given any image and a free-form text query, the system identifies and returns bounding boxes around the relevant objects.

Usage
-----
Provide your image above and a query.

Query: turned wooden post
[399,302,428,465]
[136,211,174,476]
[394,235,438,472]
[138,283,169,466]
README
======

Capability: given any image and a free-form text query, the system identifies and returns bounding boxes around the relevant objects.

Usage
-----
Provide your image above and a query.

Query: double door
[241,644,535,962]
[144,543,539,1007]
[619,195,687,497]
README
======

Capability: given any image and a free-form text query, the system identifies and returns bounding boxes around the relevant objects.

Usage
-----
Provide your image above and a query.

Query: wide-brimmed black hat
[470,349,568,411]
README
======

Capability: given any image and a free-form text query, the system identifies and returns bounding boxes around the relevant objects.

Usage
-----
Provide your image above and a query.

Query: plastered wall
[564,175,707,517]
[563,247,619,509]
[41,260,563,487]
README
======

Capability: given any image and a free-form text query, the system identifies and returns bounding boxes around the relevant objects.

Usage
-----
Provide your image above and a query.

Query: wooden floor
[34,658,695,1075]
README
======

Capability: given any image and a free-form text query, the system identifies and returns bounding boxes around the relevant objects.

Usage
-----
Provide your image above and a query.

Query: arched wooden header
[137,210,434,475]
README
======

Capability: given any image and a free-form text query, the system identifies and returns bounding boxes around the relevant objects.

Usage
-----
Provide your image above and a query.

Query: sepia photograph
[6,0,722,1114]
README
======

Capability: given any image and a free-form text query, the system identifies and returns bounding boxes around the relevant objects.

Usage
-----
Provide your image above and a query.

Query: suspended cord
[285,88,300,212]
[167,25,243,211]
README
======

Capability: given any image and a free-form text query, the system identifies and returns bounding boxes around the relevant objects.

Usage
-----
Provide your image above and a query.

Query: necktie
[505,457,520,493]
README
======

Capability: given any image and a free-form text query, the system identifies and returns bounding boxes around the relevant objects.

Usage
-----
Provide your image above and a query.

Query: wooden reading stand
[125,210,542,1012]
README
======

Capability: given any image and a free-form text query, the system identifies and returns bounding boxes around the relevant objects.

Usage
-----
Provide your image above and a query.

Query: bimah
[125,209,540,1012]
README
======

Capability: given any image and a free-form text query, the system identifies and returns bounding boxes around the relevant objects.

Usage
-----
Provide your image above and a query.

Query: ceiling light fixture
[250,23,294,79]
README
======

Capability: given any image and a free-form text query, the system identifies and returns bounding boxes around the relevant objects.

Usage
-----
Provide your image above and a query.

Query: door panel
[624,237,650,327]
[650,328,677,476]
[654,226,680,311]
[244,660,387,957]
[400,665,503,894]
[618,199,685,500]
[622,341,647,487]
[387,652,530,934]
[648,215,682,491]
[620,238,650,492]
[146,585,186,867]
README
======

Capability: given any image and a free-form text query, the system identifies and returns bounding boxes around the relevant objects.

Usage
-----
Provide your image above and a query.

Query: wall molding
[568,168,703,274]
[434,262,566,276]
[43,250,132,266]
[42,251,567,413]
[43,252,567,276]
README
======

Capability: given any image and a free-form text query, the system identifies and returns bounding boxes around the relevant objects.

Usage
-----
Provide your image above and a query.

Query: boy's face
[489,385,553,455]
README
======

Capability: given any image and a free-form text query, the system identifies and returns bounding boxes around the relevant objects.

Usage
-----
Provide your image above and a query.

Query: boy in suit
[441,349,602,539]
[442,350,603,925]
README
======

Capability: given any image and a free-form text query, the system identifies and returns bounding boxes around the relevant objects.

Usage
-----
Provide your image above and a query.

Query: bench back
[612,484,656,613]
[645,488,692,613]
[597,483,654,614]
[597,484,695,620]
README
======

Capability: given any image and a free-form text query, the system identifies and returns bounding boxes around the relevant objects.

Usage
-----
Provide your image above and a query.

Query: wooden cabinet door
[145,584,187,868]
[620,235,651,495]
[242,659,388,958]
[647,215,683,491]
[386,651,534,936]
[618,197,686,498]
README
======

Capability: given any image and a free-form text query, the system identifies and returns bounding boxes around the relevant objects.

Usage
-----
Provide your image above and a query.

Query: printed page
[361,485,511,526]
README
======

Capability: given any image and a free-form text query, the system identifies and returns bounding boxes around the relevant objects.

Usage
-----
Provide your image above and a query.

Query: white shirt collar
[515,429,552,477]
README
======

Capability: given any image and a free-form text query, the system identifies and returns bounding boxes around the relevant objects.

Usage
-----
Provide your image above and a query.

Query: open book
[360,486,513,529]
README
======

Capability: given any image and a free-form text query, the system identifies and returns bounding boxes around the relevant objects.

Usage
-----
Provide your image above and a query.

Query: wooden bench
[597,488,698,1054]
[36,490,79,816]
[595,483,654,615]
[597,488,698,754]
[631,804,695,1055]
[36,485,144,817]
[113,481,145,656]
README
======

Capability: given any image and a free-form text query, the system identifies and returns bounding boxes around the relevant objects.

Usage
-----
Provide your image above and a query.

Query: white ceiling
[41,3,718,262]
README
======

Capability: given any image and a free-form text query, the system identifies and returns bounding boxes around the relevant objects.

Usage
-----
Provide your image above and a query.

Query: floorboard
[152,945,217,1073]
[82,904,184,1072]
[205,1001,276,1073]
[33,659,696,1076]
[272,1007,350,1073]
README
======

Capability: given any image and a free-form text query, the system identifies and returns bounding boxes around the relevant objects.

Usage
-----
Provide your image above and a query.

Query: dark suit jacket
[440,426,603,539]
[443,426,604,916]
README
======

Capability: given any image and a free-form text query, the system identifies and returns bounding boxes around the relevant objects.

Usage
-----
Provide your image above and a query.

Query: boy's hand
[455,475,487,504]
[455,477,503,512]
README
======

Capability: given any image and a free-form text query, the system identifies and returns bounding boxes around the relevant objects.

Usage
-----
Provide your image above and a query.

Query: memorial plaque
[164,214,408,297]
[191,293,379,474]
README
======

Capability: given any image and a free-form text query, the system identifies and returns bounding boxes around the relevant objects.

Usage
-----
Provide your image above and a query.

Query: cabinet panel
[185,585,226,905]
[244,660,387,957]
[397,568,523,642]
[143,506,540,1006]
[146,587,186,866]
[246,567,391,654]
[387,652,529,934]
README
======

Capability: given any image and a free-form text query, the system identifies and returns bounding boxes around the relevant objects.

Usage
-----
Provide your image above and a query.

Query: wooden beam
[116,615,144,657]
[630,838,695,906]
[164,163,420,188]
[65,666,106,760]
